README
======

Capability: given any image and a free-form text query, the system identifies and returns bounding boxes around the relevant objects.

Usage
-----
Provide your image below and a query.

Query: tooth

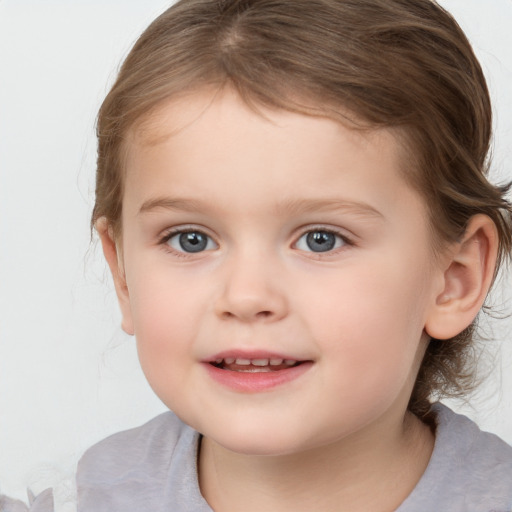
[236,367,272,373]
[270,359,283,366]
[251,359,269,366]
[235,358,251,365]
[215,358,223,364]
[284,359,296,366]
[224,358,235,364]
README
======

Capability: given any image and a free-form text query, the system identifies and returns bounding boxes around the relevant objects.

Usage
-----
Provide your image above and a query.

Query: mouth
[204,353,313,392]
[210,357,304,373]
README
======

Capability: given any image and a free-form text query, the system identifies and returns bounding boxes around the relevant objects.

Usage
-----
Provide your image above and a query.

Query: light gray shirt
[3,404,512,511]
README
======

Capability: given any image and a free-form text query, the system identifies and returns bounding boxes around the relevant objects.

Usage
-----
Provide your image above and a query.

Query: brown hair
[92,0,512,422]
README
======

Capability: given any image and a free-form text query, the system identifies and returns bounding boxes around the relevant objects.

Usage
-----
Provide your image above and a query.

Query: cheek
[127,274,209,411]
[310,254,427,328]
[304,255,431,384]
[128,255,210,324]
[127,269,209,369]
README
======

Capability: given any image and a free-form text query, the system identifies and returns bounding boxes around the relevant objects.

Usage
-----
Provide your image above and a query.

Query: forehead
[122,88,424,222]
[129,87,403,154]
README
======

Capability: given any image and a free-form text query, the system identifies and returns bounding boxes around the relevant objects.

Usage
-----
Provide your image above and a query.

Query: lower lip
[203,362,313,393]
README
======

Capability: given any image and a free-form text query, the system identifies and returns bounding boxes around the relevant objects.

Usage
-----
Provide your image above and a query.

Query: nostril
[220,310,273,320]
[215,292,288,322]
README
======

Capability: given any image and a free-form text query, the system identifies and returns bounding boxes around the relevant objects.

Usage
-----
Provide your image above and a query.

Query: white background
[0,0,511,501]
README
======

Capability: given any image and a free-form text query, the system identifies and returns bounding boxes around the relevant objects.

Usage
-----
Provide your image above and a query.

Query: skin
[99,88,498,511]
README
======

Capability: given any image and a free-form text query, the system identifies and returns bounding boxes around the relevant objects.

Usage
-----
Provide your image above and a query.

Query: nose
[214,252,289,323]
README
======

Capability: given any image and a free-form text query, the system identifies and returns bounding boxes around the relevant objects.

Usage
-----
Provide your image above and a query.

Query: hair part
[93,0,512,423]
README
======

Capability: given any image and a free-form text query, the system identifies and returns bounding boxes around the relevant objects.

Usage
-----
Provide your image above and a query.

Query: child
[6,0,512,510]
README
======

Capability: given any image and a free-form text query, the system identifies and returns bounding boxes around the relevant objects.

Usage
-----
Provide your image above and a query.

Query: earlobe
[425,215,498,340]
[96,217,135,336]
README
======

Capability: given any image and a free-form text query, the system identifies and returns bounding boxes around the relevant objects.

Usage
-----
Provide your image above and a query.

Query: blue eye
[167,231,217,253]
[296,230,346,253]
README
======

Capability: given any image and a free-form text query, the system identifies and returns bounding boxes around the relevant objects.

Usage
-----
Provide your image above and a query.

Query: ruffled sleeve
[0,489,53,512]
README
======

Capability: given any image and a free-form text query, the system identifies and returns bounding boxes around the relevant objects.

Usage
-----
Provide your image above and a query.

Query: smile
[211,358,301,372]
[204,353,313,392]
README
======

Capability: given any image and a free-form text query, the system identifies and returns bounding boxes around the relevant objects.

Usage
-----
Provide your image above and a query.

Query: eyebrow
[138,196,384,220]
[277,197,384,219]
[139,197,212,215]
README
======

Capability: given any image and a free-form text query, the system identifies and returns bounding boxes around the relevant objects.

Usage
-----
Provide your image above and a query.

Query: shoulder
[400,403,512,511]
[77,412,208,512]
[78,411,190,476]
[434,403,512,475]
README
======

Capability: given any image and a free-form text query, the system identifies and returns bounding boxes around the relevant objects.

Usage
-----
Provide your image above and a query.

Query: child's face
[113,89,444,455]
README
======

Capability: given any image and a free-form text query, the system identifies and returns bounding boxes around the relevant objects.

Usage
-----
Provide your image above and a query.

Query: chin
[219,437,303,457]
[202,422,319,457]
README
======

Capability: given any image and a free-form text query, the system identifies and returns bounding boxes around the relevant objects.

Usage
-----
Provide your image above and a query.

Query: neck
[198,411,434,512]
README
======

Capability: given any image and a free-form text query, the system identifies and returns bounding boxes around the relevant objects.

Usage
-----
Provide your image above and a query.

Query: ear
[425,214,498,340]
[96,217,135,335]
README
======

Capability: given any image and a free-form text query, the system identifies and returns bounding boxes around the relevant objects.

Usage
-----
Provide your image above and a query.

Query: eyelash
[294,227,354,255]
[158,226,355,257]
[159,227,218,258]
